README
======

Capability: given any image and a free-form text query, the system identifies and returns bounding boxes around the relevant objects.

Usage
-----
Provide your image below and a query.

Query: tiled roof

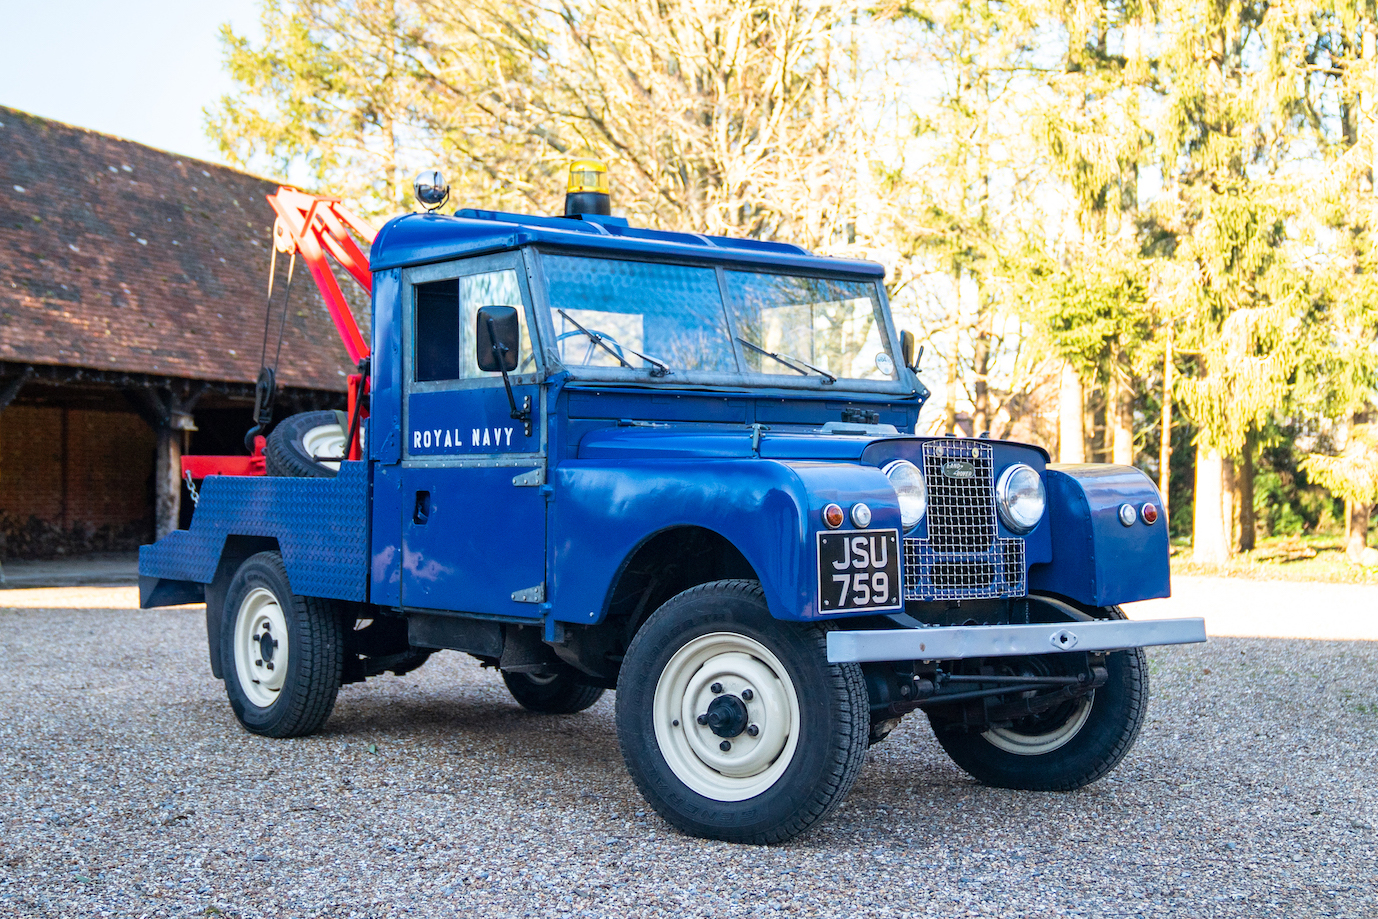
[0,107,369,392]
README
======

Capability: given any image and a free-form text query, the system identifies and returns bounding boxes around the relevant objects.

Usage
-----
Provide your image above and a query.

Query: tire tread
[617,578,869,844]
[930,603,1149,791]
[265,411,342,478]
[224,551,344,738]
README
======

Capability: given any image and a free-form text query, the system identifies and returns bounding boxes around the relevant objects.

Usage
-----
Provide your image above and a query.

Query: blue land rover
[140,166,1204,844]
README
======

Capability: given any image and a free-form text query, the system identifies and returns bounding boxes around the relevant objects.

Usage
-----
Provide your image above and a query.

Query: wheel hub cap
[257,627,278,663]
[233,587,290,708]
[652,632,801,802]
[704,694,749,738]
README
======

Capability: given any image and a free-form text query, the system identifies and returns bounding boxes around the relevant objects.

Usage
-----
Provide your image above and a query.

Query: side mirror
[900,329,919,372]
[476,305,520,372]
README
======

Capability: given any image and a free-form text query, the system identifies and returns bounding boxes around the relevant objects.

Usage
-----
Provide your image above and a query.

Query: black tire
[220,551,344,737]
[265,410,346,478]
[927,605,1148,791]
[615,579,869,844]
[502,663,605,714]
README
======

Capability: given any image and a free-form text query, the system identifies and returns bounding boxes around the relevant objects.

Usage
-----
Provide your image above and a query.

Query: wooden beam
[0,367,33,412]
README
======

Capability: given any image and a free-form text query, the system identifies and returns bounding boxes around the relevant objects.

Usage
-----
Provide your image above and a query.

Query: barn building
[0,107,363,557]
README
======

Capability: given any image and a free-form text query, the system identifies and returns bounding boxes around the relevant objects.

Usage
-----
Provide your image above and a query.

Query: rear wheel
[615,580,869,844]
[928,606,1147,791]
[220,551,343,737]
[266,411,347,478]
[502,664,605,714]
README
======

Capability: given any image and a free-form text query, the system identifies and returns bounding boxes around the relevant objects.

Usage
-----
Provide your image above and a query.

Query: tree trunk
[1347,498,1372,560]
[944,349,958,436]
[1192,443,1232,564]
[1058,363,1085,463]
[1160,328,1173,508]
[1111,361,1134,465]
[972,290,992,436]
[155,426,182,541]
[1236,431,1256,552]
[1085,386,1102,462]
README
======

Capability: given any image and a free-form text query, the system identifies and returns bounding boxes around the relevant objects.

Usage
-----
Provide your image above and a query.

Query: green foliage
[1304,424,1378,506]
[1026,259,1151,383]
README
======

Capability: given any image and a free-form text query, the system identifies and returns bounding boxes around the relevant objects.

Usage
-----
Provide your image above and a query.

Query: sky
[0,0,261,167]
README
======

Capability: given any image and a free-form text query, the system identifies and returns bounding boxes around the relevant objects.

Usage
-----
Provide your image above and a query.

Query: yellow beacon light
[567,158,609,194]
[564,158,611,217]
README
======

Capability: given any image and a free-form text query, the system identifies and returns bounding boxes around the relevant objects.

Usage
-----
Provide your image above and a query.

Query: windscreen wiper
[557,309,672,376]
[736,337,836,384]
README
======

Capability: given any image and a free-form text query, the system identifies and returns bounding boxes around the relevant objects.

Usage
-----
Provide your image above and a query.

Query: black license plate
[817,529,902,613]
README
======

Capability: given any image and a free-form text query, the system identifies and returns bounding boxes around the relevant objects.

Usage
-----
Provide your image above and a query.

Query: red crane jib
[182,188,376,482]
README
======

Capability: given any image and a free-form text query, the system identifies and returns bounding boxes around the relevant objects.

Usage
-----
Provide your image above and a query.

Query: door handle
[413,491,431,525]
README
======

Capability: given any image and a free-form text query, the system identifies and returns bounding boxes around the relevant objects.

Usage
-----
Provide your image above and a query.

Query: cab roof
[369,208,887,277]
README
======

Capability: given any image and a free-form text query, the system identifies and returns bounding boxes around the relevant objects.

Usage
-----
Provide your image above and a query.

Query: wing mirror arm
[477,306,533,436]
[485,314,528,422]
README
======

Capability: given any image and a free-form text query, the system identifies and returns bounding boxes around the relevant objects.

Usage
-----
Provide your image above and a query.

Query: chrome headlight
[882,459,927,529]
[996,463,1045,533]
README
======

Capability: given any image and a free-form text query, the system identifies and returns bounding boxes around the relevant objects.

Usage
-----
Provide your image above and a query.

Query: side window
[412,269,533,383]
[414,279,460,382]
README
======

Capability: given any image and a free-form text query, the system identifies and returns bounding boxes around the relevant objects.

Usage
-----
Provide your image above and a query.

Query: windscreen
[723,272,896,382]
[542,255,736,373]
[539,253,896,383]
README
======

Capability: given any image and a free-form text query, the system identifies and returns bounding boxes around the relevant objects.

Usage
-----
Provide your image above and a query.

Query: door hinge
[511,584,546,603]
[512,468,545,487]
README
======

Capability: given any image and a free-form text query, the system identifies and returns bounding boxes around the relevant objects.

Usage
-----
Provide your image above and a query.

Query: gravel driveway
[0,595,1374,918]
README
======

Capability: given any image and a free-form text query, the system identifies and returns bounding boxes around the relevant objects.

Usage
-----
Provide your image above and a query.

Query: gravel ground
[0,602,1375,918]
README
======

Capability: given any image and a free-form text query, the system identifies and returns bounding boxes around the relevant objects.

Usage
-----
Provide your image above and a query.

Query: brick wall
[0,405,154,533]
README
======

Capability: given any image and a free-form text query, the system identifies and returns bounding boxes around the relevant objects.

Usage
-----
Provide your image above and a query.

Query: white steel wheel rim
[983,693,1093,755]
[302,423,346,471]
[652,632,801,802]
[233,587,291,709]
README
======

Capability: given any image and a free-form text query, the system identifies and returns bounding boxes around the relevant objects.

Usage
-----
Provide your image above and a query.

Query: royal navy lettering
[414,426,518,451]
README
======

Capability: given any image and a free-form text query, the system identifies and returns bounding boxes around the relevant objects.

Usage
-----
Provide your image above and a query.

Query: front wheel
[615,580,869,844]
[220,551,344,737]
[928,607,1148,791]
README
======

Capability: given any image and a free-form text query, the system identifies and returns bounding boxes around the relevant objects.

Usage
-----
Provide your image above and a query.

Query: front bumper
[826,617,1206,663]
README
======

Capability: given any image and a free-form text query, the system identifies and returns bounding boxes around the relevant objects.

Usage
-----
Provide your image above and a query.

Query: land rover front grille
[902,440,1027,602]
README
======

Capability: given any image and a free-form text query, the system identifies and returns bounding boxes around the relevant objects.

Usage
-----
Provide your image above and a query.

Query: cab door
[399,252,546,618]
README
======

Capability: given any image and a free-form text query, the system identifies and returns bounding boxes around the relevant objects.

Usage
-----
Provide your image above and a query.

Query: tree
[1305,424,1378,561]
[213,0,908,245]
[1024,0,1156,467]
[209,0,429,214]
[883,0,1046,438]
[1150,1,1315,563]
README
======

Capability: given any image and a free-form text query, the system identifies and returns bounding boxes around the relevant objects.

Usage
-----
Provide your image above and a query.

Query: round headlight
[996,464,1045,533]
[882,460,927,529]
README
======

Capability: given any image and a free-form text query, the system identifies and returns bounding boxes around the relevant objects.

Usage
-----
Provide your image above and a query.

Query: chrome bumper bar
[826,617,1206,664]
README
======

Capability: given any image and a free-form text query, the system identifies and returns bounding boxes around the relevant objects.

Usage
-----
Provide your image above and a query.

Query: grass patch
[1169,535,1378,585]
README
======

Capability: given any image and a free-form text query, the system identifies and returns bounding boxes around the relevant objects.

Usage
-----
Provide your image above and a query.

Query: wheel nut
[696,714,709,725]
[710,682,723,694]
[672,719,680,727]
[719,740,731,751]
[255,659,263,667]
[741,688,753,701]
[265,662,274,671]
[747,724,760,737]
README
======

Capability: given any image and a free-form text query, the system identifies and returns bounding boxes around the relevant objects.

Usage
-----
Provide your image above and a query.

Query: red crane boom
[180,187,377,481]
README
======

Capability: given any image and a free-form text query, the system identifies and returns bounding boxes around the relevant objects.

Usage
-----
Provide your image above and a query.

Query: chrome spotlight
[413,170,450,211]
